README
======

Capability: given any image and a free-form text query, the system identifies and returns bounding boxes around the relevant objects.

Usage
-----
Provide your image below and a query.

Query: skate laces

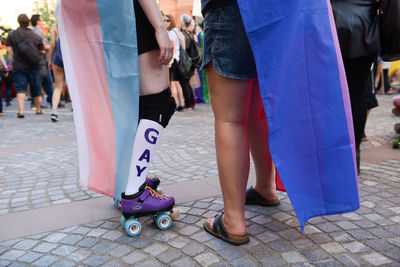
[146,186,165,200]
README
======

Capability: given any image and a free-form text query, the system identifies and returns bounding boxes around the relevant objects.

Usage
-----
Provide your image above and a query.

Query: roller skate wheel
[393,139,399,148]
[124,218,142,237]
[170,209,180,220]
[120,216,126,227]
[156,213,172,230]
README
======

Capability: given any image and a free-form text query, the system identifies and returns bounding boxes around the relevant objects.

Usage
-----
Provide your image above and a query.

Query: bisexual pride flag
[56,0,139,202]
[237,0,359,230]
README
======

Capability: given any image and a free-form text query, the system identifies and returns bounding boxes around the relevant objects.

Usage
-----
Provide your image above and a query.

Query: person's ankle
[222,212,247,236]
[254,185,278,200]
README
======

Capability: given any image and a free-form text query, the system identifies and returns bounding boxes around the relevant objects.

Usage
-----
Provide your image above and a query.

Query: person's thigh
[52,65,65,88]
[207,65,254,123]
[13,69,29,94]
[138,50,169,95]
[27,69,42,97]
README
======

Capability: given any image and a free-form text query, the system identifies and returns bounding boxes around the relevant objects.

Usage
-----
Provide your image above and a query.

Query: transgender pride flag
[56,0,139,201]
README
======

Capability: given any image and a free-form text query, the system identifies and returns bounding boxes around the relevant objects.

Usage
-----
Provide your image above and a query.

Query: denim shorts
[13,68,41,97]
[200,0,257,80]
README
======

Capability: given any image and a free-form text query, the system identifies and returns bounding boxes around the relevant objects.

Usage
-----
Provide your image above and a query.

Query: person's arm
[137,0,173,65]
[48,25,57,69]
[0,53,8,76]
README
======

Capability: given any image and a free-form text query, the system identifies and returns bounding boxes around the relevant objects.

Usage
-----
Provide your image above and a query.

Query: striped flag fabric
[56,0,139,201]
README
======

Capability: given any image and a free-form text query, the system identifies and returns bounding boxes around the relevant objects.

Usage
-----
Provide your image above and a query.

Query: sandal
[36,110,44,115]
[245,186,280,206]
[203,213,249,246]
[17,113,24,118]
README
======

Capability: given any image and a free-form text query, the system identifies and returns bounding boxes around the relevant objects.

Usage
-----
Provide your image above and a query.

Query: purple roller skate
[114,176,161,210]
[120,183,179,237]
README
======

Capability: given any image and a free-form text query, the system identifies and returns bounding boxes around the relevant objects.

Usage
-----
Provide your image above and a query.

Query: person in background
[0,38,13,107]
[179,14,196,109]
[374,57,394,95]
[164,14,185,111]
[48,24,66,122]
[0,49,8,116]
[31,14,54,106]
[6,14,45,118]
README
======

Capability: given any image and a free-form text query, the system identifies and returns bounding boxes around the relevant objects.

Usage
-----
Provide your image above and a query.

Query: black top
[5,27,45,69]
[201,0,234,16]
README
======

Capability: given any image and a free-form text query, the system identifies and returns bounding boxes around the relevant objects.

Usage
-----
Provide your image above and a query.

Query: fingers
[158,45,173,65]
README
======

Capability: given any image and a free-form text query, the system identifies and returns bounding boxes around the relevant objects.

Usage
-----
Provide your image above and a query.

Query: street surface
[0,94,399,266]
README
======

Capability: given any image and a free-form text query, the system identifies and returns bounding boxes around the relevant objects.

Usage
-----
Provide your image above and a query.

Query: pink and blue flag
[56,0,139,202]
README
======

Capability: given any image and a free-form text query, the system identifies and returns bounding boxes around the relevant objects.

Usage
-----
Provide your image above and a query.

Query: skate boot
[120,183,179,237]
[114,176,162,210]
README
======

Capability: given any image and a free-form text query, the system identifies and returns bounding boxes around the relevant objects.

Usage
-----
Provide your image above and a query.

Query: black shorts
[134,0,159,55]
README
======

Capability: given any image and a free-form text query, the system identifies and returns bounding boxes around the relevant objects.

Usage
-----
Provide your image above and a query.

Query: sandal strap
[212,213,229,239]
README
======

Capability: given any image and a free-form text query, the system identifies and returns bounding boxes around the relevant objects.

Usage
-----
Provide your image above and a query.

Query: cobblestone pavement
[0,93,400,266]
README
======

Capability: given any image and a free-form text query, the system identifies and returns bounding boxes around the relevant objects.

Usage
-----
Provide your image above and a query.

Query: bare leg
[17,93,25,115]
[34,96,42,112]
[170,80,184,107]
[205,65,254,236]
[138,50,169,95]
[247,81,278,201]
[52,65,65,112]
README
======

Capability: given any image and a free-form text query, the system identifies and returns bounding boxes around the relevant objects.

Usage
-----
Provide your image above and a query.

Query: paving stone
[231,257,258,267]
[18,252,42,263]
[59,234,83,245]
[87,229,107,237]
[51,245,77,257]
[143,243,168,256]
[83,255,110,267]
[52,260,76,267]
[0,250,25,261]
[314,259,341,267]
[301,248,329,261]
[76,237,99,248]
[152,231,178,242]
[13,240,38,250]
[32,242,58,253]
[43,233,67,243]
[265,220,287,232]
[347,229,376,240]
[100,221,120,230]
[91,241,118,253]
[67,249,92,261]
[365,239,394,252]
[342,241,370,253]
[135,260,163,267]
[182,242,206,257]
[250,215,271,224]
[247,224,265,235]
[101,230,123,241]
[247,245,272,259]
[194,252,220,266]
[121,251,146,265]
[361,252,393,266]
[258,255,285,266]
[157,248,183,264]
[382,250,400,262]
[191,231,214,243]
[205,238,230,251]
[108,244,131,258]
[292,239,314,249]
[320,242,347,254]
[268,240,292,252]
[334,254,362,267]
[318,223,341,233]
[256,232,279,243]
[129,237,152,249]
[308,233,332,244]
[178,225,200,236]
[387,238,400,248]
[32,255,59,266]
[218,247,245,261]
[279,229,301,240]
[169,236,190,249]
[170,257,199,267]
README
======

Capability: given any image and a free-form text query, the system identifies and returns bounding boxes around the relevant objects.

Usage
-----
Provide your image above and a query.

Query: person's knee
[139,88,177,128]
